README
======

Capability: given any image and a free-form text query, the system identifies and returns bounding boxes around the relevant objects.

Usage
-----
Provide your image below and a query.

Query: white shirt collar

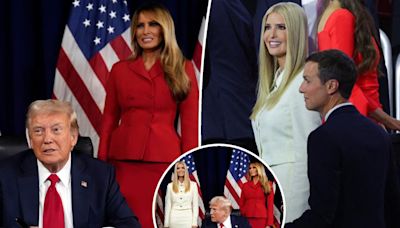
[37,153,72,186]
[324,102,352,121]
[220,215,232,228]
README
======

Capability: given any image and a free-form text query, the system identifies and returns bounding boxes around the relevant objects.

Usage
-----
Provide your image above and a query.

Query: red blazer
[98,57,199,162]
[239,181,274,226]
[318,8,381,116]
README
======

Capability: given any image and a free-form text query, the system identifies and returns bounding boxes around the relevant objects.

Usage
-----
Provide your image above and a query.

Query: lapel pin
[81,180,88,188]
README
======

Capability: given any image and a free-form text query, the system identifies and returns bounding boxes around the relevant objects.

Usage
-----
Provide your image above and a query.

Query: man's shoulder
[72,152,113,174]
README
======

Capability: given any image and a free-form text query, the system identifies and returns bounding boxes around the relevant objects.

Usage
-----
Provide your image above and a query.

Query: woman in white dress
[250,2,321,223]
[164,161,199,228]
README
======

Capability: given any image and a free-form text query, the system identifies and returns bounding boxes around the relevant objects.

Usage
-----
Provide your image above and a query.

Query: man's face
[299,61,330,113]
[210,202,228,223]
[28,113,77,173]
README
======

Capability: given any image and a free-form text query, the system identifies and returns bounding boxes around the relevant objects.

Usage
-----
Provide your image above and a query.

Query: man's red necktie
[43,174,65,228]
[219,223,224,228]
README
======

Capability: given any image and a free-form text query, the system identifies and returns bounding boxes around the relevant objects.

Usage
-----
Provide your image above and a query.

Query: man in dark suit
[201,196,250,228]
[286,50,398,228]
[0,99,140,228]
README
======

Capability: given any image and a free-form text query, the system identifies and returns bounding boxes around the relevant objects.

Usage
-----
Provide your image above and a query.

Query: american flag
[53,0,204,156]
[224,149,250,209]
[156,154,206,227]
[53,0,132,156]
[225,149,283,226]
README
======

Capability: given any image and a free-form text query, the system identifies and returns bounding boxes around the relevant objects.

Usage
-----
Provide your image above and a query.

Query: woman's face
[135,11,163,52]
[176,163,186,177]
[263,12,287,63]
[249,164,258,177]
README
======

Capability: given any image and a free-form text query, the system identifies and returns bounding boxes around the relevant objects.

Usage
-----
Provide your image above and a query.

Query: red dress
[318,9,381,116]
[240,181,274,228]
[98,57,199,227]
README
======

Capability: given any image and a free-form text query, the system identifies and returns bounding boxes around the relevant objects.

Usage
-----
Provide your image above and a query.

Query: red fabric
[98,57,199,162]
[112,161,169,228]
[43,174,64,228]
[219,223,224,228]
[318,8,382,116]
[239,181,274,227]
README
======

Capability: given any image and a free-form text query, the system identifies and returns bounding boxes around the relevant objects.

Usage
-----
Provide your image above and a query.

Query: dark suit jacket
[0,150,141,228]
[286,105,393,228]
[201,215,251,228]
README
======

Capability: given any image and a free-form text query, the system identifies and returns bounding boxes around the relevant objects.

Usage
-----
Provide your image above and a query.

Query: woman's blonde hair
[130,2,190,101]
[246,162,271,194]
[172,161,190,193]
[251,2,308,119]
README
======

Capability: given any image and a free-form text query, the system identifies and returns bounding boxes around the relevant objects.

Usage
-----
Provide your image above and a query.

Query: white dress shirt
[219,215,232,228]
[37,154,73,228]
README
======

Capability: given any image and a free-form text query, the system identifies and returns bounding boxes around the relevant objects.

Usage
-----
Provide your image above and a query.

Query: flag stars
[72,0,80,7]
[94,37,101,45]
[123,14,130,22]
[123,0,127,5]
[112,0,118,3]
[98,5,106,13]
[96,20,104,29]
[109,11,117,19]
[83,19,91,27]
[86,3,94,11]
[107,26,115,34]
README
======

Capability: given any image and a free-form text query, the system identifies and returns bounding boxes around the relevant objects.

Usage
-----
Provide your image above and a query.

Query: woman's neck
[252,176,259,184]
[178,177,184,183]
[142,50,160,70]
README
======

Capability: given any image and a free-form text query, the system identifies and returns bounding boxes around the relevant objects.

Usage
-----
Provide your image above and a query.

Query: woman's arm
[98,64,122,161]
[191,182,199,227]
[164,184,172,227]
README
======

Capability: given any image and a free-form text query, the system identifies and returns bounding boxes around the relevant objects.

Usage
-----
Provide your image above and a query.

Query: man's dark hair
[306,49,357,99]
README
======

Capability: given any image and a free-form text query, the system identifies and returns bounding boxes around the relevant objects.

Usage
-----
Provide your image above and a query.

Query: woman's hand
[370,108,400,131]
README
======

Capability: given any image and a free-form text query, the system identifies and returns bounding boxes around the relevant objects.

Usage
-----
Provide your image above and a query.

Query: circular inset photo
[152,144,284,228]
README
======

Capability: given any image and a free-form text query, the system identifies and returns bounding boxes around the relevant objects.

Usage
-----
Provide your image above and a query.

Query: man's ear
[326,79,339,95]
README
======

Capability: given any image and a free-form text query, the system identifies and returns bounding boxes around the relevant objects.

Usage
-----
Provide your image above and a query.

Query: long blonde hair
[130,3,190,101]
[246,162,271,194]
[251,2,308,118]
[172,161,190,193]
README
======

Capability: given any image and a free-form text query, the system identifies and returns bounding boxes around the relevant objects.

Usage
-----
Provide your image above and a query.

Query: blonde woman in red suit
[240,162,274,228]
[98,2,199,227]
[317,0,400,130]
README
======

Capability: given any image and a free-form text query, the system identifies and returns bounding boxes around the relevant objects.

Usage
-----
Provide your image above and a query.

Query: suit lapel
[71,152,91,227]
[128,57,163,80]
[18,151,39,226]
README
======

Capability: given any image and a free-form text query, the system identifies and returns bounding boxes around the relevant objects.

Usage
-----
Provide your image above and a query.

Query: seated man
[0,99,141,228]
[286,50,398,227]
[202,196,250,228]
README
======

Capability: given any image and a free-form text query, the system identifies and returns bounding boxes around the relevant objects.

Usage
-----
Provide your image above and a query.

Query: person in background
[98,2,199,227]
[164,161,199,228]
[240,162,274,228]
[317,0,400,130]
[0,99,140,228]
[251,2,320,223]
